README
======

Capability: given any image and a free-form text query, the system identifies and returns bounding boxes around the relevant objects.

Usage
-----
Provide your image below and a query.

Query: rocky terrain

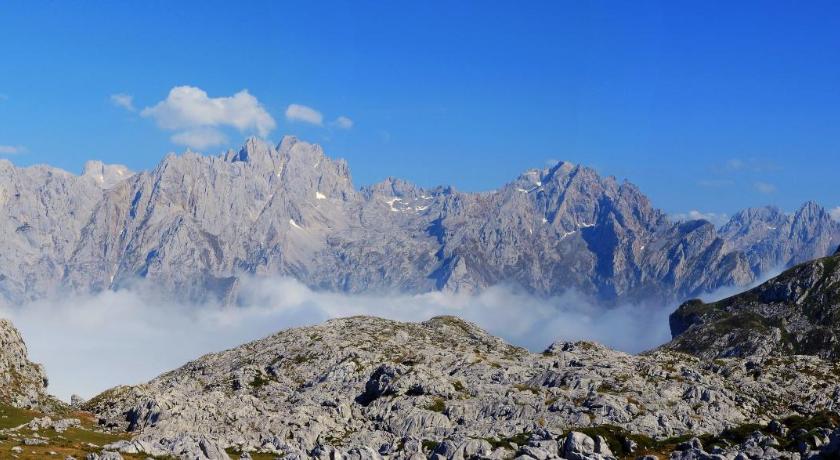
[0,319,50,409]
[668,247,840,360]
[2,291,840,459]
[80,315,840,459]
[0,318,142,459]
[1,136,838,306]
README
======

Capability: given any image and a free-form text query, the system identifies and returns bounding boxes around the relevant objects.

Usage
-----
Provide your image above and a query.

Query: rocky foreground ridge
[668,247,840,360]
[76,316,840,460]
[0,319,144,459]
[0,319,50,409]
[1,136,838,306]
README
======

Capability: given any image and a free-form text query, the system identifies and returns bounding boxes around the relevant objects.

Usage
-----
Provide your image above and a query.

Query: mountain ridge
[1,136,838,306]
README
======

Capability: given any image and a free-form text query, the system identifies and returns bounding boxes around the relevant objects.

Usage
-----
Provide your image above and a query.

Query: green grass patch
[0,403,37,429]
[483,432,531,450]
[425,398,446,413]
[421,439,440,453]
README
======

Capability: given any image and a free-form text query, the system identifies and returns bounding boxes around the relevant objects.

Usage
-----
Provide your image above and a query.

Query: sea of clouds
[1,269,781,402]
[0,278,675,401]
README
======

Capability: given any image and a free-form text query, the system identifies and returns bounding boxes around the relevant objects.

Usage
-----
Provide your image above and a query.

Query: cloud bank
[0,278,675,402]
[142,86,276,149]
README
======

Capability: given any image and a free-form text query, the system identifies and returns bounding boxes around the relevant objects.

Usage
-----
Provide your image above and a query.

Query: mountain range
[1,136,838,306]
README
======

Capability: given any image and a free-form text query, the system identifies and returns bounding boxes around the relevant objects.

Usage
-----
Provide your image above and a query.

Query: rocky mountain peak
[544,160,576,177]
[791,200,833,229]
[719,206,786,234]
[362,176,427,200]
[82,160,133,189]
[223,136,281,173]
[272,137,357,202]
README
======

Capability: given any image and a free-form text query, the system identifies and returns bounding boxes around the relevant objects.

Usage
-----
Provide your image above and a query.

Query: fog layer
[2,277,691,401]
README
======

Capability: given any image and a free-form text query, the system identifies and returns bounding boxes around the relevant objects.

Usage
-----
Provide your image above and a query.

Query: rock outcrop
[0,137,838,306]
[0,318,50,408]
[667,247,840,360]
[84,316,840,459]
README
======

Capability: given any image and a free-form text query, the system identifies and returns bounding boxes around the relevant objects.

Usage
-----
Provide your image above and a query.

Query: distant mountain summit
[720,201,840,275]
[0,137,838,305]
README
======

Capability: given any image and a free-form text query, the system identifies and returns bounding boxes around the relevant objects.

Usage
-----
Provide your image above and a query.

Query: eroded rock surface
[84,316,840,459]
[0,318,50,408]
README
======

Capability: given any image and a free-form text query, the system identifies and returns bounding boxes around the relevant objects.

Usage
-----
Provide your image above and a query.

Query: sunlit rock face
[85,315,840,458]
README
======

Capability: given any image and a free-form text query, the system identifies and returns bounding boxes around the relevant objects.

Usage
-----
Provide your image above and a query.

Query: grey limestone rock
[83,316,840,458]
[0,318,50,408]
[0,137,838,307]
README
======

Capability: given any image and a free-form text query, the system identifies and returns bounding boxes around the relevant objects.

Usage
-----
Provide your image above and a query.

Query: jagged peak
[279,136,325,164]
[225,136,275,163]
[730,205,785,219]
[512,161,580,187]
[793,200,827,218]
[276,135,300,152]
[361,176,426,199]
[543,160,577,178]
[82,160,133,189]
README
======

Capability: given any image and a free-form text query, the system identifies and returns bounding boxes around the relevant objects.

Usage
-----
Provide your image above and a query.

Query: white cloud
[0,145,26,155]
[332,115,354,129]
[142,86,276,149]
[170,128,228,150]
[830,207,840,222]
[285,104,323,126]
[1,277,675,402]
[754,181,777,194]
[110,93,136,112]
[672,210,729,226]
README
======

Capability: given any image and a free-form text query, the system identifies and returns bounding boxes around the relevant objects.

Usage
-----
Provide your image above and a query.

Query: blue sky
[1,1,839,220]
